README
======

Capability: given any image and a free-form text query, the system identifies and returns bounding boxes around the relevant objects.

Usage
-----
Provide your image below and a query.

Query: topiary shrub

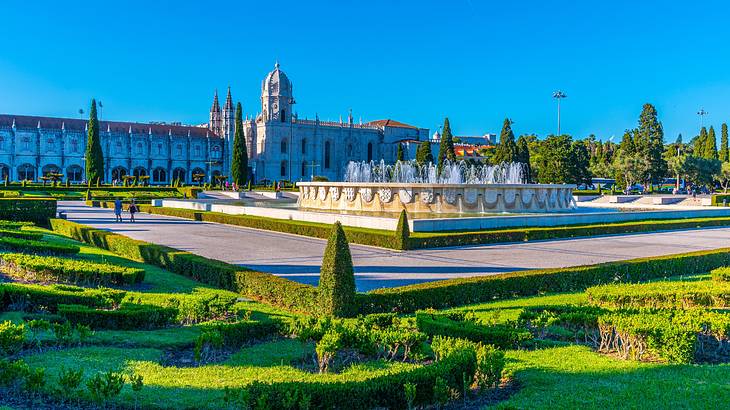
[394,210,411,250]
[318,222,356,317]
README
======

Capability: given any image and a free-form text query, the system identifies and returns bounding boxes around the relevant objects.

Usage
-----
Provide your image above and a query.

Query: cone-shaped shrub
[318,221,356,317]
[394,210,410,250]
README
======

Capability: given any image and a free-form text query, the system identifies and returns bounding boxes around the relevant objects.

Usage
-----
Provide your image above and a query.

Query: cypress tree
[416,141,433,165]
[393,210,410,250]
[231,102,248,186]
[619,130,635,155]
[705,126,719,160]
[396,143,404,162]
[84,99,104,184]
[516,135,531,182]
[636,103,666,183]
[318,221,356,317]
[721,123,730,163]
[494,118,518,164]
[695,127,708,157]
[437,118,456,170]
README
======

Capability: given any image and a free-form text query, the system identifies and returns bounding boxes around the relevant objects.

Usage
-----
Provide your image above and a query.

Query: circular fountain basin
[297,182,577,214]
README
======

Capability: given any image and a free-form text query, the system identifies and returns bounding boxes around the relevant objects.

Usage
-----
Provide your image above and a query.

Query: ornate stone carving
[378,187,393,203]
[503,189,517,206]
[329,186,340,201]
[343,187,356,202]
[359,187,373,202]
[483,189,499,208]
[317,187,327,201]
[443,188,457,204]
[521,189,534,205]
[420,189,434,204]
[464,188,478,205]
[398,188,413,204]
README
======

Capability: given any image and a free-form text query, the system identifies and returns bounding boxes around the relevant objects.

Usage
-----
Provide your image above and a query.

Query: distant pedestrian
[129,199,138,223]
[113,198,123,222]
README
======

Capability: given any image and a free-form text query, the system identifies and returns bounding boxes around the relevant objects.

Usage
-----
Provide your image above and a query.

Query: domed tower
[261,62,294,123]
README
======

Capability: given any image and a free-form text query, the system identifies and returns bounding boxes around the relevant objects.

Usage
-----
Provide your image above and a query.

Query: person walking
[113,198,123,222]
[128,199,138,223]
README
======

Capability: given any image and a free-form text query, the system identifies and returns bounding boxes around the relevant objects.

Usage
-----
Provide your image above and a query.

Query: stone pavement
[58,202,730,291]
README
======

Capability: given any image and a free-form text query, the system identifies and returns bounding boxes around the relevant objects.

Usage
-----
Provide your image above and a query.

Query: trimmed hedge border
[586,280,730,309]
[0,198,56,225]
[415,311,531,349]
[0,283,125,313]
[359,247,730,313]
[712,267,730,282]
[57,303,177,330]
[0,253,145,286]
[90,201,730,250]
[49,219,322,315]
[0,236,80,255]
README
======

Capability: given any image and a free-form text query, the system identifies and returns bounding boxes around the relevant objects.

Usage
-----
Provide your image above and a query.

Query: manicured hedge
[50,219,323,315]
[0,228,42,241]
[200,319,281,348]
[586,280,730,309]
[712,267,730,282]
[0,253,145,286]
[244,349,476,410]
[142,206,402,249]
[712,194,730,206]
[0,283,125,313]
[0,236,80,255]
[359,247,730,313]
[410,216,730,249]
[57,303,177,330]
[415,311,531,349]
[0,198,56,225]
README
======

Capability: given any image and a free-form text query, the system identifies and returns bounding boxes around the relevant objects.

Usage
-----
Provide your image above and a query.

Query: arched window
[18,164,35,181]
[133,167,147,178]
[172,168,186,182]
[367,142,373,162]
[301,139,307,155]
[280,160,287,177]
[324,141,331,169]
[42,164,60,177]
[176,144,183,157]
[115,140,123,154]
[194,145,201,157]
[46,138,55,152]
[211,145,221,159]
[111,167,127,181]
[152,168,167,183]
[0,164,9,180]
[66,165,83,182]
[136,142,144,156]
[280,139,288,154]
[70,138,79,153]
[22,137,30,151]
[157,143,164,156]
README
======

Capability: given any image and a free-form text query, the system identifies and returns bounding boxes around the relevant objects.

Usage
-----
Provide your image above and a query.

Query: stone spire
[211,89,221,113]
[224,86,233,112]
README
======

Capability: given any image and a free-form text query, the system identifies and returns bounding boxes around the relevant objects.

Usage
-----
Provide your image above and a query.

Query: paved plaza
[59,202,730,291]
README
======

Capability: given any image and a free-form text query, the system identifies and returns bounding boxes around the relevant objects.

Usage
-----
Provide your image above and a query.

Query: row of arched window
[0,163,211,183]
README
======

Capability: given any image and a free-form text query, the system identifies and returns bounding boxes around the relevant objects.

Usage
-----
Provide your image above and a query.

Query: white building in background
[0,62,429,183]
[209,63,430,182]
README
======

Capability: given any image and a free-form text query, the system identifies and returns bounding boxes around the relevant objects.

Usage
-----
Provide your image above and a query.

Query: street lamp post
[288,97,295,182]
[697,108,708,128]
[552,90,567,135]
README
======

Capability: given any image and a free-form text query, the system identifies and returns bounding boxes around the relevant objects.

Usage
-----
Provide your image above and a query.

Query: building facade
[0,63,428,184]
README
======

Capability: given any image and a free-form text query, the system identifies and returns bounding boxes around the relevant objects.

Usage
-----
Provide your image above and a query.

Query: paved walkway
[58,202,730,291]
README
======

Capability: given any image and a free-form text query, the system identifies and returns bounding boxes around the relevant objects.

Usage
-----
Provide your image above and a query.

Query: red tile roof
[366,119,418,129]
[0,114,220,139]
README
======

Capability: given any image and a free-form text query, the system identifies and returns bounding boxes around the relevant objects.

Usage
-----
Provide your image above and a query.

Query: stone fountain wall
[297,182,576,213]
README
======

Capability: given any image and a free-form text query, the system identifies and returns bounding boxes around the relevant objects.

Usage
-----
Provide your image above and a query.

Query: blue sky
[1,0,730,142]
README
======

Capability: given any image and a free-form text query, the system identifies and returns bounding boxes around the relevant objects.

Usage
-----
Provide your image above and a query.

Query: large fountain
[297,160,576,214]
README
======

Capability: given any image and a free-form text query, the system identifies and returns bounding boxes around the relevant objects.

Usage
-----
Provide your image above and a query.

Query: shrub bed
[712,267,730,282]
[0,229,42,241]
[712,194,730,206]
[0,253,145,286]
[57,303,177,330]
[415,311,532,349]
[0,198,56,225]
[0,236,80,255]
[360,247,730,313]
[50,219,323,315]
[199,319,281,348]
[586,281,730,309]
[0,283,125,313]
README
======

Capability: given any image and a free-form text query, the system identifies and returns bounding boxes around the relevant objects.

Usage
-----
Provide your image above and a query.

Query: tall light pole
[98,101,103,122]
[288,96,295,181]
[553,90,567,135]
[697,108,708,128]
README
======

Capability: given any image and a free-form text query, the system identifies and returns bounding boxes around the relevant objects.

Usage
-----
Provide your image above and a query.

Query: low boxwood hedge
[200,319,281,348]
[359,247,730,313]
[50,219,323,315]
[0,283,125,313]
[0,253,145,286]
[0,236,80,255]
[586,280,730,309]
[0,228,42,241]
[57,302,177,330]
[0,198,56,225]
[415,311,532,349]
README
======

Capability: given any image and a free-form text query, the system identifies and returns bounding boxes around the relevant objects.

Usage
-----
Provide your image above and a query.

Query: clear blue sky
[2,0,730,142]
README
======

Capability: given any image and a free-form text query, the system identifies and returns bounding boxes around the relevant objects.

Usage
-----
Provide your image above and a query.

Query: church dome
[432,130,441,141]
[262,62,292,97]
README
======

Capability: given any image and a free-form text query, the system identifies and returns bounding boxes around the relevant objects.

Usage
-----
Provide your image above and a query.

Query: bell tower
[261,62,294,123]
